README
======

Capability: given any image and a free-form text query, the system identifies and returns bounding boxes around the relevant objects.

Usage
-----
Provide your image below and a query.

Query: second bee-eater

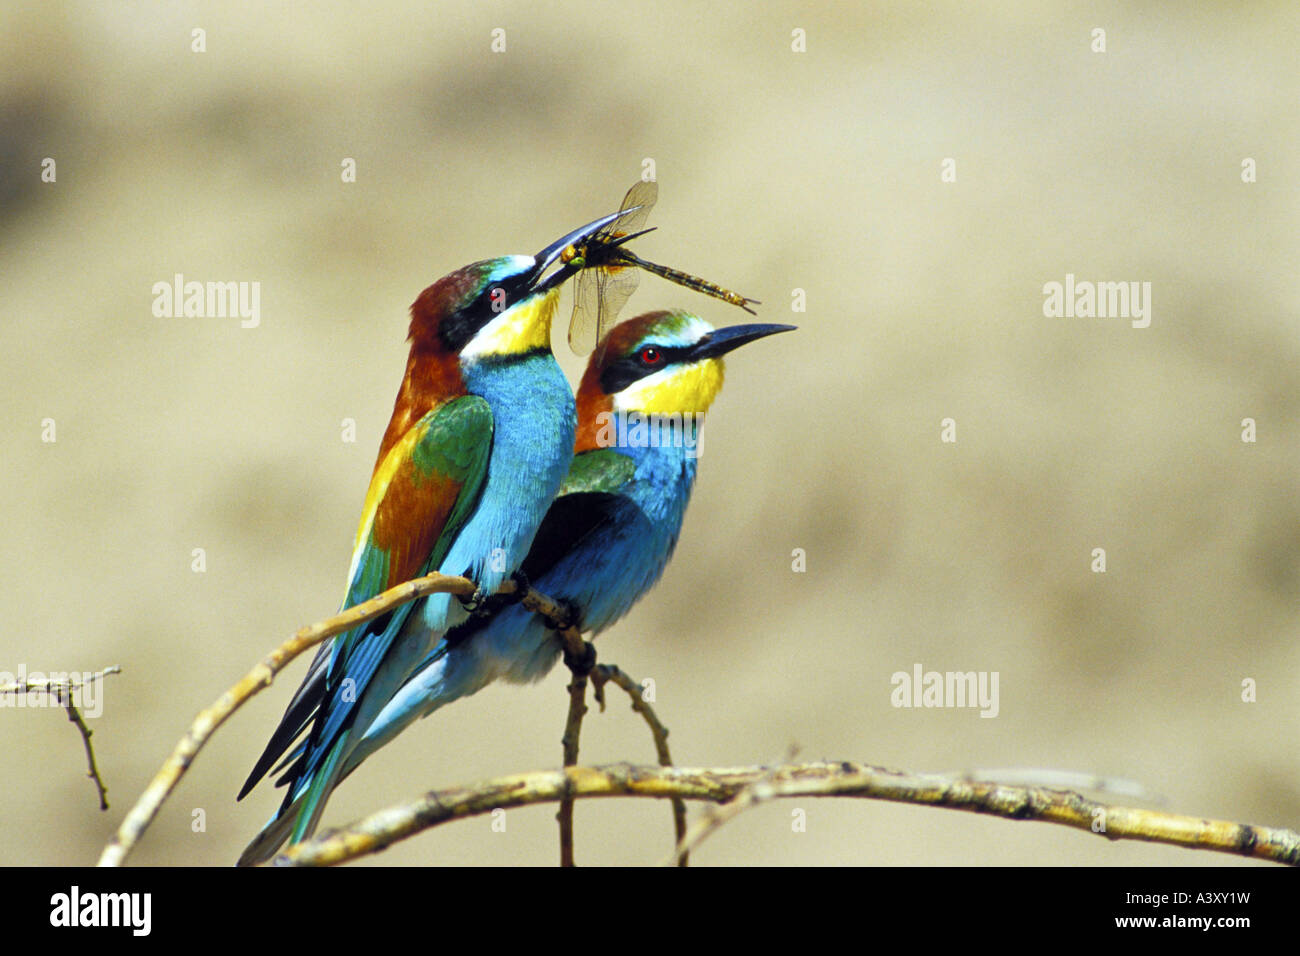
[349,310,795,764]
[235,207,635,865]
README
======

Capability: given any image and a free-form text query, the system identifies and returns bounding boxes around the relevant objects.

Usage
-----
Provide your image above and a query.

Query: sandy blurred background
[2,1,1296,867]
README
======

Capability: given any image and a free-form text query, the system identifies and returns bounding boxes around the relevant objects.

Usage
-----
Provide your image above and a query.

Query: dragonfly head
[560,243,587,269]
[532,206,647,294]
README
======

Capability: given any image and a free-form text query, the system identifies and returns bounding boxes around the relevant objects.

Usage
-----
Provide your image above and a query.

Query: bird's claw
[563,640,597,677]
[556,597,582,631]
[504,570,531,605]
[458,587,487,614]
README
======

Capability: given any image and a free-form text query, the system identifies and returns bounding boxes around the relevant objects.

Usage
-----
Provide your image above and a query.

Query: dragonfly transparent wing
[567,179,659,355]
[568,251,643,353]
[567,268,606,356]
[611,179,656,237]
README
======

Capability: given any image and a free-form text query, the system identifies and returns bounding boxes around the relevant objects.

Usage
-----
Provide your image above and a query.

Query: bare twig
[96,572,475,867]
[0,665,121,697]
[497,577,596,867]
[520,592,687,867]
[593,665,688,865]
[95,568,626,867]
[665,745,799,865]
[951,768,1158,802]
[557,671,588,866]
[100,569,1296,870]
[2,665,120,810]
[277,761,1300,867]
[664,775,769,865]
[59,687,110,810]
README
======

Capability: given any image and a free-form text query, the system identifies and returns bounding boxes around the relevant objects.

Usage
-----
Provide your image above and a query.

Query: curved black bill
[689,323,797,360]
[530,206,646,293]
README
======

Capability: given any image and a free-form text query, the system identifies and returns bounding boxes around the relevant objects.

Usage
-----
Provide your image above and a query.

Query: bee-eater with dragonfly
[347,310,795,767]
[235,205,639,865]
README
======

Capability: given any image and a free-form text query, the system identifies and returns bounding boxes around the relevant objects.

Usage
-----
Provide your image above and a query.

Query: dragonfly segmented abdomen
[628,256,758,313]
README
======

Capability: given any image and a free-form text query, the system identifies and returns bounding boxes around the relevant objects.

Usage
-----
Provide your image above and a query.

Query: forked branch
[95,574,1300,869]
[97,573,476,867]
[2,665,120,810]
[277,761,1300,867]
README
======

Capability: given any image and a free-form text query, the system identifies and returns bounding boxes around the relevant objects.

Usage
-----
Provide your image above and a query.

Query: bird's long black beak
[530,206,644,293]
[689,323,797,360]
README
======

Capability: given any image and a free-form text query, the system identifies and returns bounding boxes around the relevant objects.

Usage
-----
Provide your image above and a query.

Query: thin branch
[0,664,121,697]
[277,761,1300,867]
[96,572,476,867]
[557,671,588,866]
[665,774,769,865]
[59,687,110,810]
[505,580,690,866]
[544,626,687,866]
[99,567,1294,870]
[950,768,1158,802]
[96,569,607,867]
[497,577,597,867]
[2,665,120,810]
[593,665,688,865]
[665,745,799,865]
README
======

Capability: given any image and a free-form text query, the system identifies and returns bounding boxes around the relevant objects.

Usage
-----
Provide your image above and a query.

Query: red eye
[639,346,663,365]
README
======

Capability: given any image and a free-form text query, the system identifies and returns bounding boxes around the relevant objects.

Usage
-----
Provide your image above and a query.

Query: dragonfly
[563,179,760,354]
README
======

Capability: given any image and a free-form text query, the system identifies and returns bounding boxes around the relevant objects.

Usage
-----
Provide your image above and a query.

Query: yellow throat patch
[614,357,727,417]
[461,286,560,361]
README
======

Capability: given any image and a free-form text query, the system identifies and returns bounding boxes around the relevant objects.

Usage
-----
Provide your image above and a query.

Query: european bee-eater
[350,311,795,765]
[235,208,636,865]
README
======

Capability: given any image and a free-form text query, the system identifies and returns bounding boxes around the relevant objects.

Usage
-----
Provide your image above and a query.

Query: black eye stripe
[439,276,531,353]
[599,341,693,394]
